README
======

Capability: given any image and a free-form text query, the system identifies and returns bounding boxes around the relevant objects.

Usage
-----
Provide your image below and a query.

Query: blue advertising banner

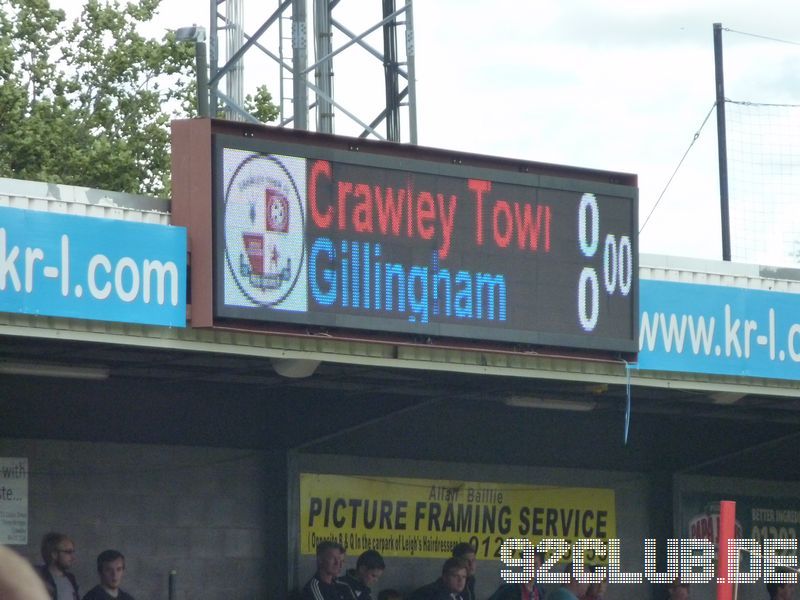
[638,279,800,380]
[0,205,186,327]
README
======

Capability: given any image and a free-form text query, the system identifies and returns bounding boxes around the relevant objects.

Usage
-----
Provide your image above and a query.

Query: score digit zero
[578,193,633,332]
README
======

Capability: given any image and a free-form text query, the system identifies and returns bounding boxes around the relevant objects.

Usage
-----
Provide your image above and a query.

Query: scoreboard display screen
[212,133,638,352]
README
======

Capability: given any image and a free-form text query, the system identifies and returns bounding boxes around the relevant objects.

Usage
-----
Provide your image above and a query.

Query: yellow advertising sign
[300,473,616,559]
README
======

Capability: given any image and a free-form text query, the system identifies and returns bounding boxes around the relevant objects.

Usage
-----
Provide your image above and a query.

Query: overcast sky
[50,0,800,266]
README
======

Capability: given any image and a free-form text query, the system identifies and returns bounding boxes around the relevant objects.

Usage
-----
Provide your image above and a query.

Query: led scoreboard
[210,129,638,353]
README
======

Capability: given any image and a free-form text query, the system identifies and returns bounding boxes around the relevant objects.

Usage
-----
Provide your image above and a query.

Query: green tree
[0,0,278,197]
[245,84,279,124]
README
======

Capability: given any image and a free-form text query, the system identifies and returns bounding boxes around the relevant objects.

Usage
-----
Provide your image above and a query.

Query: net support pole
[714,23,732,261]
[382,0,400,141]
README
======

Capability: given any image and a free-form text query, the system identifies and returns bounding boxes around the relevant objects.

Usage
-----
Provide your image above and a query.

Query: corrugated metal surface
[0,177,170,224]
[641,253,800,293]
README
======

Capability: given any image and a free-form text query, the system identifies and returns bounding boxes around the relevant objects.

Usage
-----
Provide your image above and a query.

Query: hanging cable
[723,27,800,47]
[623,360,634,446]
[728,99,800,108]
[640,102,716,234]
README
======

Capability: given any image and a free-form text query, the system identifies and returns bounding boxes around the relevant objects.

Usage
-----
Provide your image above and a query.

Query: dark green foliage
[0,0,278,197]
[245,84,279,124]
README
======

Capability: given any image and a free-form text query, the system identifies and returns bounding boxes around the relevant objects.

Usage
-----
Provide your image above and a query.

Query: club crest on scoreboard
[223,150,308,311]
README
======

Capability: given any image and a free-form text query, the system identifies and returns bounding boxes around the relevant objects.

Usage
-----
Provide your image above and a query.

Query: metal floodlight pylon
[208,0,417,142]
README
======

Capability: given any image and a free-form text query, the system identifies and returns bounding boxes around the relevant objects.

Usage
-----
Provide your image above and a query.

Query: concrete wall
[1,438,287,600]
[292,453,660,600]
[9,440,790,600]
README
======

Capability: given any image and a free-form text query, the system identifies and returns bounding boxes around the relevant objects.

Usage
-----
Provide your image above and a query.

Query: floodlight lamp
[271,358,321,379]
[175,25,206,43]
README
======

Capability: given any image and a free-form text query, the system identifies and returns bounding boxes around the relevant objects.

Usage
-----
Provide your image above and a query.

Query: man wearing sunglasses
[35,532,79,600]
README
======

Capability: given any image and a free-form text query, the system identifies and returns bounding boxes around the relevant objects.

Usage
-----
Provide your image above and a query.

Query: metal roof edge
[3,313,800,397]
[0,176,170,213]
[641,253,800,282]
[640,253,800,292]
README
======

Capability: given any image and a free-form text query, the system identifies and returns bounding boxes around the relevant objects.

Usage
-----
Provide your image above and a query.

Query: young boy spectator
[452,543,478,600]
[82,550,134,600]
[339,549,385,600]
[409,557,469,600]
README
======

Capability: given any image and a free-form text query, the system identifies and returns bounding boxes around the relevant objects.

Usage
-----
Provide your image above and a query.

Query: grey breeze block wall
[0,438,287,600]
[292,453,658,600]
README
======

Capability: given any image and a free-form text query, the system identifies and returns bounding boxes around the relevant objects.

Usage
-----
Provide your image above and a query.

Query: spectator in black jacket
[302,541,352,600]
[409,557,469,600]
[35,532,79,600]
[339,549,386,600]
[452,543,477,600]
[81,550,134,600]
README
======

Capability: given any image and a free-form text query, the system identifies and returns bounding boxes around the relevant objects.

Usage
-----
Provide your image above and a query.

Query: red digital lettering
[310,160,333,229]
[544,205,551,252]
[468,179,491,246]
[515,203,551,252]
[375,186,404,236]
[406,178,414,238]
[436,193,457,260]
[337,181,353,231]
[417,191,435,240]
[352,183,373,233]
[492,200,513,248]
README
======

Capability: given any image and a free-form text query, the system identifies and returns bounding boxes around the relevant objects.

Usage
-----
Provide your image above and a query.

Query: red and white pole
[717,500,737,600]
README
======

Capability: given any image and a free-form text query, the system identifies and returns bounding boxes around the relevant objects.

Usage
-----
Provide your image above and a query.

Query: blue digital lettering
[408,265,429,323]
[454,271,473,318]
[384,263,405,312]
[374,243,382,311]
[351,242,360,309]
[434,268,452,317]
[340,240,349,308]
[476,273,507,320]
[310,237,336,305]
[307,237,507,325]
[362,242,371,309]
